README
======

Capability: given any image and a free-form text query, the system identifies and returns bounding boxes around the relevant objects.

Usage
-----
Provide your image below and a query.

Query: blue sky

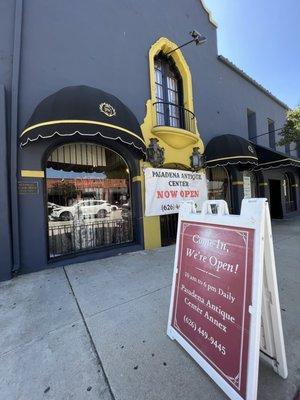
[204,0,300,108]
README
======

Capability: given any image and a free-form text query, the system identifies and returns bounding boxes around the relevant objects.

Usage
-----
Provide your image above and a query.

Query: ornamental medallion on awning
[20,85,146,157]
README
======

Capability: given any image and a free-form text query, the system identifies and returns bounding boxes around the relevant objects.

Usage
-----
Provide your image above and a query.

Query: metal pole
[10,0,23,274]
[165,39,196,56]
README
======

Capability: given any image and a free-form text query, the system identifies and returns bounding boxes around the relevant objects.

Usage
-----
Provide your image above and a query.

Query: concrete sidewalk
[0,218,299,400]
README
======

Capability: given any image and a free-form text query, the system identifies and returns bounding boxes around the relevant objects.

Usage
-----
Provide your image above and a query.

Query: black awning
[252,143,300,170]
[205,134,258,168]
[204,134,300,170]
[20,85,146,156]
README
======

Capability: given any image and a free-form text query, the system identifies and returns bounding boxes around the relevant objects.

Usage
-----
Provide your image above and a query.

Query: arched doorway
[46,142,133,258]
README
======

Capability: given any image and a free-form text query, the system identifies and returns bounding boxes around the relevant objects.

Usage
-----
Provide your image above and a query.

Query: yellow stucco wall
[140,37,205,250]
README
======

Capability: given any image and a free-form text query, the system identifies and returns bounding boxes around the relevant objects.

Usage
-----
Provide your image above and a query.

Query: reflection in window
[283,173,297,212]
[46,143,133,258]
[206,167,231,208]
[154,54,183,128]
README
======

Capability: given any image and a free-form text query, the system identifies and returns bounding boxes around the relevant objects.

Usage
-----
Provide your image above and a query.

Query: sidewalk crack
[88,283,172,319]
[63,266,115,400]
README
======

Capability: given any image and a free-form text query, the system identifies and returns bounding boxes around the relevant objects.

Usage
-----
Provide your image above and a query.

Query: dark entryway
[160,213,178,246]
[269,179,283,219]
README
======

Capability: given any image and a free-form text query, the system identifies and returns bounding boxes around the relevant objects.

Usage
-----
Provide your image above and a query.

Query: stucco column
[228,167,244,215]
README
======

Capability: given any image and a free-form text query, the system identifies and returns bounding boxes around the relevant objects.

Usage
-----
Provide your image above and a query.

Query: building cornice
[218,55,289,110]
[199,0,218,28]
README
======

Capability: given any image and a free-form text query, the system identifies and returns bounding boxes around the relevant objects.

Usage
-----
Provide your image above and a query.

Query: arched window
[283,173,297,212]
[46,143,133,258]
[206,167,231,208]
[154,53,183,128]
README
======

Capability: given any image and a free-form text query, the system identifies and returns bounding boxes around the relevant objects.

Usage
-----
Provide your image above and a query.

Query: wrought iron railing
[153,102,197,134]
[48,218,133,258]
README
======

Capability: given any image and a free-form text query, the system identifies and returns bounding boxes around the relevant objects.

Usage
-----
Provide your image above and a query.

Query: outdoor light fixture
[190,147,204,171]
[166,30,207,56]
[189,30,207,45]
[147,138,165,168]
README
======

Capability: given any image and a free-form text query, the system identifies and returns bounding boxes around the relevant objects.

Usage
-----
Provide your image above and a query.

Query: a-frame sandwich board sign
[167,198,287,400]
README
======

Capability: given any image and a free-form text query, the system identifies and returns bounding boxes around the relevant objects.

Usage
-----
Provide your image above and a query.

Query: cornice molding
[199,0,218,28]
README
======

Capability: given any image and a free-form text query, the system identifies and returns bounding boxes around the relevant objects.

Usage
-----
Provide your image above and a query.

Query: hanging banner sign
[168,199,287,400]
[144,167,207,216]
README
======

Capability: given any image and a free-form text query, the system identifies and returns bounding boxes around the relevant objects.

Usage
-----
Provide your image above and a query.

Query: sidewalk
[0,218,299,400]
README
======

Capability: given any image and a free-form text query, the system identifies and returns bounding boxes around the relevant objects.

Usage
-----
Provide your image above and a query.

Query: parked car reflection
[48,207,132,257]
[50,199,118,221]
[48,202,59,216]
[48,208,123,229]
[121,201,131,220]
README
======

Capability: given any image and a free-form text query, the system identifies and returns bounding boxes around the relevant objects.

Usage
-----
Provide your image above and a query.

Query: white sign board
[243,176,252,199]
[167,199,287,400]
[144,167,207,216]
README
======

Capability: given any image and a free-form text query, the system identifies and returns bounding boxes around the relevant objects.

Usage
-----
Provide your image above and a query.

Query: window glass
[46,143,133,258]
[154,54,182,128]
[268,119,276,150]
[206,167,231,208]
[247,109,257,143]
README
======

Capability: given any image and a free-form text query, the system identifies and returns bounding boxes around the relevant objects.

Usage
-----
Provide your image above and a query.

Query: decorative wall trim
[206,155,258,164]
[258,158,300,166]
[132,175,142,183]
[259,182,268,186]
[148,37,195,118]
[218,56,289,110]
[254,163,300,171]
[199,0,218,28]
[20,128,146,155]
[142,36,204,155]
[21,170,45,178]
[232,181,244,186]
[21,119,145,143]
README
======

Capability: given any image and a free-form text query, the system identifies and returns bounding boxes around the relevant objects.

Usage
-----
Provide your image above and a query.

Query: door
[269,179,283,219]
[160,213,178,246]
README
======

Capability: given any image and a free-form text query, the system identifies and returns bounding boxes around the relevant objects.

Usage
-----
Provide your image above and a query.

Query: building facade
[0,0,299,281]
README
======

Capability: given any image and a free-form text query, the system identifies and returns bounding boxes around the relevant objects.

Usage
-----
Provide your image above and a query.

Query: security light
[165,30,207,56]
[189,30,207,45]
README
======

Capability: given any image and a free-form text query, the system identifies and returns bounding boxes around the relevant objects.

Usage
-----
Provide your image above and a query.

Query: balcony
[152,102,199,149]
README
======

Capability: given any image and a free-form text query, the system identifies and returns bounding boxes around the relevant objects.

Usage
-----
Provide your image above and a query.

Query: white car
[51,200,116,221]
[47,202,59,215]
